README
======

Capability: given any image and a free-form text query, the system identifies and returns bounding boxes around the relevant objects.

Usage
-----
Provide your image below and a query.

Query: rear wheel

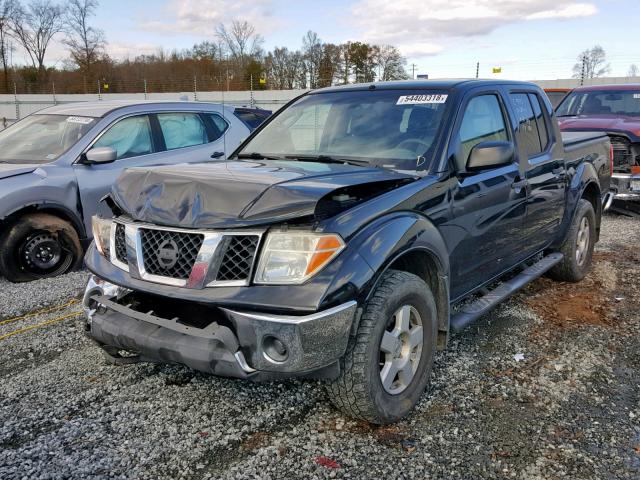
[0,213,82,282]
[326,270,437,424]
[547,199,596,282]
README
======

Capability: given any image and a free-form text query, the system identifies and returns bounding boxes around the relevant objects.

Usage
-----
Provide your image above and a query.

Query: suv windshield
[238,89,449,171]
[557,90,640,117]
[0,114,97,163]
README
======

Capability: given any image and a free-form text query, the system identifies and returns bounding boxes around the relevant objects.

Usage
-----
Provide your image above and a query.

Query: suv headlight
[254,232,345,284]
[91,215,112,258]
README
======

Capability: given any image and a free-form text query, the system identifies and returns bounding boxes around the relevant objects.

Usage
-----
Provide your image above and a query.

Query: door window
[511,93,544,157]
[528,93,550,151]
[157,113,208,150]
[457,94,509,168]
[93,115,153,160]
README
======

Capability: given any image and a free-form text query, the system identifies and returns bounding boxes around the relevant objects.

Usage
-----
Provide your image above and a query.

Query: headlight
[254,232,345,284]
[91,215,112,257]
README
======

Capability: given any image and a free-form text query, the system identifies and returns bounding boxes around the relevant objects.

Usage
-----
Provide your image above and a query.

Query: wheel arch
[350,212,451,349]
[1,203,87,241]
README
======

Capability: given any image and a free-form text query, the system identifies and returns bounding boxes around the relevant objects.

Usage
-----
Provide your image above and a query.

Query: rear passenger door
[509,92,565,252]
[152,111,229,164]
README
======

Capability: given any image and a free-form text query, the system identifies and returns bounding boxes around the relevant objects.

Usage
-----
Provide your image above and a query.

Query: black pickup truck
[83,80,611,424]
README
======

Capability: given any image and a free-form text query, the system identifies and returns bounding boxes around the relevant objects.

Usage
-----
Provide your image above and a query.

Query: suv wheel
[547,198,596,282]
[326,270,437,424]
[0,213,82,282]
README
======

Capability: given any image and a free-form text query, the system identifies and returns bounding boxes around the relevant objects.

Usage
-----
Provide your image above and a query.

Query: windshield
[0,114,97,163]
[238,89,449,171]
[557,90,640,117]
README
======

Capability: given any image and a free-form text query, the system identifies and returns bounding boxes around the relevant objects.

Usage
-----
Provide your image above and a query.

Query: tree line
[0,0,409,94]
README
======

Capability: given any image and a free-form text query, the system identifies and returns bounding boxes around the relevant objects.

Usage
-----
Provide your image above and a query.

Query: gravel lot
[1,214,639,479]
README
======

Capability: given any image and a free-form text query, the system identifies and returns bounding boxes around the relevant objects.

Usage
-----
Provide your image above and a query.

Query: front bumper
[611,173,640,201]
[83,275,357,380]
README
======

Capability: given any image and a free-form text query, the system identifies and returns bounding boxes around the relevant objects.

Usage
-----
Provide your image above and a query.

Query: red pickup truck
[556,84,640,210]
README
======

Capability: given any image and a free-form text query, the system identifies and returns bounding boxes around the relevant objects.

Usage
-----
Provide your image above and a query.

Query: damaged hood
[0,163,38,180]
[112,160,415,229]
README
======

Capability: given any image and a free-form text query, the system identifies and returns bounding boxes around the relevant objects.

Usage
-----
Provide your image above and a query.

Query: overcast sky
[13,0,639,80]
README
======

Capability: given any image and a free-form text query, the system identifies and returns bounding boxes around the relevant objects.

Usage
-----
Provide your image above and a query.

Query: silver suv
[0,100,269,281]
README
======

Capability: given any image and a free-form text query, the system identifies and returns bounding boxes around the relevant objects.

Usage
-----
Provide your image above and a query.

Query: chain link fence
[0,76,307,129]
[3,75,639,130]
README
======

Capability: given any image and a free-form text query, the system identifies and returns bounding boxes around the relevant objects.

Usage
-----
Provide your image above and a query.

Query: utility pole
[580,54,586,86]
[52,82,56,105]
[475,62,480,79]
[411,63,417,79]
[143,79,148,99]
[97,80,102,100]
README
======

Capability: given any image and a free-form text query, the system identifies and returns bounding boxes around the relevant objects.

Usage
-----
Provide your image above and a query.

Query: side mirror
[466,141,514,171]
[84,146,117,164]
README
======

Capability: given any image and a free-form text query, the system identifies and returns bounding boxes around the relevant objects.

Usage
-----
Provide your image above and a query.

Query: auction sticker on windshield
[66,116,94,124]
[397,94,448,105]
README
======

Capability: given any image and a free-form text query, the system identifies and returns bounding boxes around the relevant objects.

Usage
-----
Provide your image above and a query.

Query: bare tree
[10,0,66,74]
[375,44,408,81]
[628,64,639,78]
[265,46,305,89]
[317,43,341,87]
[215,20,263,69]
[0,0,17,92]
[572,45,610,79]
[301,30,322,88]
[64,0,105,81]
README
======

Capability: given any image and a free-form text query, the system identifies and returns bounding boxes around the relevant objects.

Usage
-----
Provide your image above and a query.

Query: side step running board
[450,253,564,332]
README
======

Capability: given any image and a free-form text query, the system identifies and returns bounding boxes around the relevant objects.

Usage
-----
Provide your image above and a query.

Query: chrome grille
[114,223,127,264]
[139,228,204,280]
[216,235,260,282]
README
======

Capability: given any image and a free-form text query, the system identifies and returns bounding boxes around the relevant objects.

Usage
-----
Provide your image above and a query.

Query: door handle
[211,151,225,159]
[511,179,528,190]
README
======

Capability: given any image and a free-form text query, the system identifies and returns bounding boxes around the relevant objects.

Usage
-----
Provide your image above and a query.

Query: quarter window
[457,94,509,168]
[205,113,229,142]
[93,115,153,160]
[158,113,208,150]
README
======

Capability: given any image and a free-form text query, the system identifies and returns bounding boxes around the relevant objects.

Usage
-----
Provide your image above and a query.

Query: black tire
[0,213,83,282]
[326,270,438,424]
[547,198,596,282]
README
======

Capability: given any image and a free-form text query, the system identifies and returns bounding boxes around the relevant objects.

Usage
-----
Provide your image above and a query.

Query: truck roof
[312,78,539,94]
[37,100,231,118]
[570,83,640,92]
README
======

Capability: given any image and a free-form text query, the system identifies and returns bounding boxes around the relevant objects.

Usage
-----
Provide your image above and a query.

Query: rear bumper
[83,275,357,380]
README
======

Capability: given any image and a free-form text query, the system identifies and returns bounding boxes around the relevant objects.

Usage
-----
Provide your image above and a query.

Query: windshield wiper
[236,152,283,160]
[284,154,369,167]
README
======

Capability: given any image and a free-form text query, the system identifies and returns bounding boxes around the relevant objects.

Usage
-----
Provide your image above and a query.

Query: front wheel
[0,213,82,282]
[326,270,438,424]
[547,198,596,282]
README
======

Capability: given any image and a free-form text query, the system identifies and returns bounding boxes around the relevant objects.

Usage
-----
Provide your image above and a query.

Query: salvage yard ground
[1,214,639,480]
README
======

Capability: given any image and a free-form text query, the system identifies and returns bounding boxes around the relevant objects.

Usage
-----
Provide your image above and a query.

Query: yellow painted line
[0,311,82,341]
[0,298,80,327]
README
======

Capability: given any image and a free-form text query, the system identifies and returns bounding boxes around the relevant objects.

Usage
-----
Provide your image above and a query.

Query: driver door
[441,91,528,300]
